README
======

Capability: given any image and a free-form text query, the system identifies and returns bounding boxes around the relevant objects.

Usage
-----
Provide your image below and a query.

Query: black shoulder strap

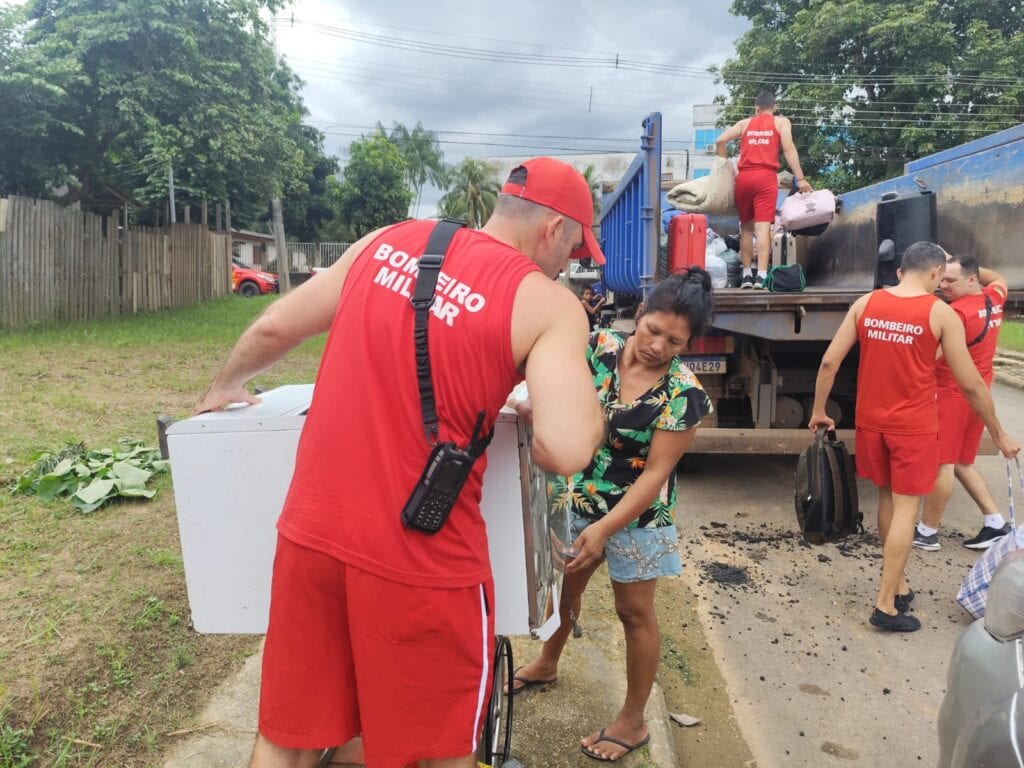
[411,218,467,444]
[967,293,994,348]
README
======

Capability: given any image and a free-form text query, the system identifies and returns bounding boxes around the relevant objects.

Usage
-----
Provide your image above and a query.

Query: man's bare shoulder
[848,291,872,317]
[510,274,589,368]
[516,273,580,313]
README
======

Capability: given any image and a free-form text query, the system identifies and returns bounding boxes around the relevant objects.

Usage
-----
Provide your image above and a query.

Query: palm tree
[379,121,449,217]
[437,158,500,229]
[581,164,602,218]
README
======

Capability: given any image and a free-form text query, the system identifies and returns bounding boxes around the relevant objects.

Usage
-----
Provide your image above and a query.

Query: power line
[272,18,1023,87]
[288,60,1020,130]
[286,55,1022,117]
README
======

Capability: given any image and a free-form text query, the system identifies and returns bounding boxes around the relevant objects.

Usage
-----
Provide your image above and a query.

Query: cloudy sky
[271,0,751,211]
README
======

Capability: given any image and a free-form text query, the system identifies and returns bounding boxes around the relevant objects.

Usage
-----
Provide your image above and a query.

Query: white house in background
[231,229,278,268]
[481,151,694,194]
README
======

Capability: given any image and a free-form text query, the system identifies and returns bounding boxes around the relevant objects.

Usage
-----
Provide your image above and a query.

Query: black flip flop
[507,665,557,696]
[580,727,651,762]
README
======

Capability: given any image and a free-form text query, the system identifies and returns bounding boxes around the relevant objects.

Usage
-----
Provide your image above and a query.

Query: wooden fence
[0,195,231,330]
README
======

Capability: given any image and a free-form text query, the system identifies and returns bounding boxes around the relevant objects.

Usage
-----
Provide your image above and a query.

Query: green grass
[1000,319,1024,354]
[0,295,327,766]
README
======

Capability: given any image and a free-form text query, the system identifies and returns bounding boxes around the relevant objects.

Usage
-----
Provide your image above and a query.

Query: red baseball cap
[500,157,605,265]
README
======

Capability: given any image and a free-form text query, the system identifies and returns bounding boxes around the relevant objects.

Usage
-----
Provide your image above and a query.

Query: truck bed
[710,289,1023,341]
[712,288,863,312]
[710,287,860,341]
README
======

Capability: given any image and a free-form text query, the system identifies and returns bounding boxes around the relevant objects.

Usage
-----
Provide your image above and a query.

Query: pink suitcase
[779,189,836,231]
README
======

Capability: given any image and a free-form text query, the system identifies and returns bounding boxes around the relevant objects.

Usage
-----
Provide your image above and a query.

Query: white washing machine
[165,384,564,637]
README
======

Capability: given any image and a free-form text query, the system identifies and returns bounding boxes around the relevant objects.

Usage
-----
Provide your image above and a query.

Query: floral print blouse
[550,329,712,529]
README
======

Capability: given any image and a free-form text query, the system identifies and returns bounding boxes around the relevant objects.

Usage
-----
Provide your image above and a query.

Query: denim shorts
[571,515,682,583]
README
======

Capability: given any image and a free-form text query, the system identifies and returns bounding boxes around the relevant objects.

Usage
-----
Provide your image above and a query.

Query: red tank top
[936,285,1005,395]
[738,112,781,172]
[855,291,940,434]
[277,220,541,588]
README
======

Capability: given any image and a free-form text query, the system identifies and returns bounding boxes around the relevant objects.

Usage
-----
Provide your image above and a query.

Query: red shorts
[855,427,939,496]
[734,168,779,224]
[259,535,495,768]
[937,394,985,465]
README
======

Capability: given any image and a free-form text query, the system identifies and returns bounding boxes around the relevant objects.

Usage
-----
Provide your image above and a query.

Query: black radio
[401,442,476,534]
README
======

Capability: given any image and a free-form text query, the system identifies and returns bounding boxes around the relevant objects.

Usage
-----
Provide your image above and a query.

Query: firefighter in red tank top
[809,241,1019,633]
[716,91,812,289]
[916,256,1011,552]
[191,157,607,768]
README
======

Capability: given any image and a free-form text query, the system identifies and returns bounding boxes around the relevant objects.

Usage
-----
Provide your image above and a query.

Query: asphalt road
[672,382,1024,768]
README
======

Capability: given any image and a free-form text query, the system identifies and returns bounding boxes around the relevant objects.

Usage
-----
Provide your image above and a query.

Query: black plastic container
[874,191,937,287]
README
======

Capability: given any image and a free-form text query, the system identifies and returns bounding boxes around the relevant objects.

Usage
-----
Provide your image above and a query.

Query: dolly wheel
[477,635,514,767]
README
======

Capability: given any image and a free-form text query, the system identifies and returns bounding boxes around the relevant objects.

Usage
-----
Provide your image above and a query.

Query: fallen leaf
[669,712,702,727]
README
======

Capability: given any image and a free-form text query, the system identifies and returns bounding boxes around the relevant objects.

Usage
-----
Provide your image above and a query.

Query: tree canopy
[378,120,449,217]
[276,125,340,241]
[715,0,1024,192]
[0,0,313,225]
[336,135,412,239]
[437,158,501,229]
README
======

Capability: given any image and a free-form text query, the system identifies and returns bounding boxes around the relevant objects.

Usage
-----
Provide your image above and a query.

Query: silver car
[939,550,1024,767]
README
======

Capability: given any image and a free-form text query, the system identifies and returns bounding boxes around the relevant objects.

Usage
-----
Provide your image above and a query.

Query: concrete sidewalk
[162,575,679,768]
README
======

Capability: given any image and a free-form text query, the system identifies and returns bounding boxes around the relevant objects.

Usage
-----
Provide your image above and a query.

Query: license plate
[679,355,727,374]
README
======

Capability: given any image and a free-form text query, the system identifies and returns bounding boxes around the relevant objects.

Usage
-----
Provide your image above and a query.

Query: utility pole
[271,197,291,293]
[168,163,176,224]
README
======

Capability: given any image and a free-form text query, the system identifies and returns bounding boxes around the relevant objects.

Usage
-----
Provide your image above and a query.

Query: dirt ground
[508,571,754,767]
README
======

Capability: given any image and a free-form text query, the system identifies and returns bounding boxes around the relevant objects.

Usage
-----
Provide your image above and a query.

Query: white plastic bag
[705,253,728,289]
[706,231,728,257]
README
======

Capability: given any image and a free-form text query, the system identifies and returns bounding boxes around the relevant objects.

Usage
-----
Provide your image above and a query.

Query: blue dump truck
[598,112,1024,455]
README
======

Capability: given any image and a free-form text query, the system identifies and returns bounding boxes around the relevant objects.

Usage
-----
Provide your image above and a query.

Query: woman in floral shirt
[511,267,714,762]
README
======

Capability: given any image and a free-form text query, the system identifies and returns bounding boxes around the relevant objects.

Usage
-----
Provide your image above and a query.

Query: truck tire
[238,281,261,298]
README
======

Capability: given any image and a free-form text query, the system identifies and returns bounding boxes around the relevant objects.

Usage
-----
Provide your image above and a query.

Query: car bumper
[937,619,1024,768]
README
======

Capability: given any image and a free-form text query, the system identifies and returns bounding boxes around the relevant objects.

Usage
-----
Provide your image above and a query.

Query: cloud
[272,1,750,214]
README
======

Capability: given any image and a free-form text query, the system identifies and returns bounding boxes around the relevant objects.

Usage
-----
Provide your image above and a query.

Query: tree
[714,0,1024,192]
[336,135,412,238]
[0,0,306,220]
[275,125,340,241]
[0,4,80,198]
[378,120,449,217]
[581,164,602,218]
[437,158,500,229]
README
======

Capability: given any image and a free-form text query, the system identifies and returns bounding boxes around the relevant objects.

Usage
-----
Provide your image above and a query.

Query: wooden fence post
[271,197,291,293]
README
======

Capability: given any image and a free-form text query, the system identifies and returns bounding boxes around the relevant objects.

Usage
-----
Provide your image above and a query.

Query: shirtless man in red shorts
[716,91,812,289]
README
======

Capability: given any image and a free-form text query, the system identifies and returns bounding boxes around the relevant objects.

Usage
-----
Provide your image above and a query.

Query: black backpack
[795,427,863,544]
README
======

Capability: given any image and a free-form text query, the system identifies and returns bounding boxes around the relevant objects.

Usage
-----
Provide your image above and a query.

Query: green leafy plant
[0,709,34,768]
[10,439,169,513]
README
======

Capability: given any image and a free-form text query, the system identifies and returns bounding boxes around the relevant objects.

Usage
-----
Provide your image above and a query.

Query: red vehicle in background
[231,259,279,297]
